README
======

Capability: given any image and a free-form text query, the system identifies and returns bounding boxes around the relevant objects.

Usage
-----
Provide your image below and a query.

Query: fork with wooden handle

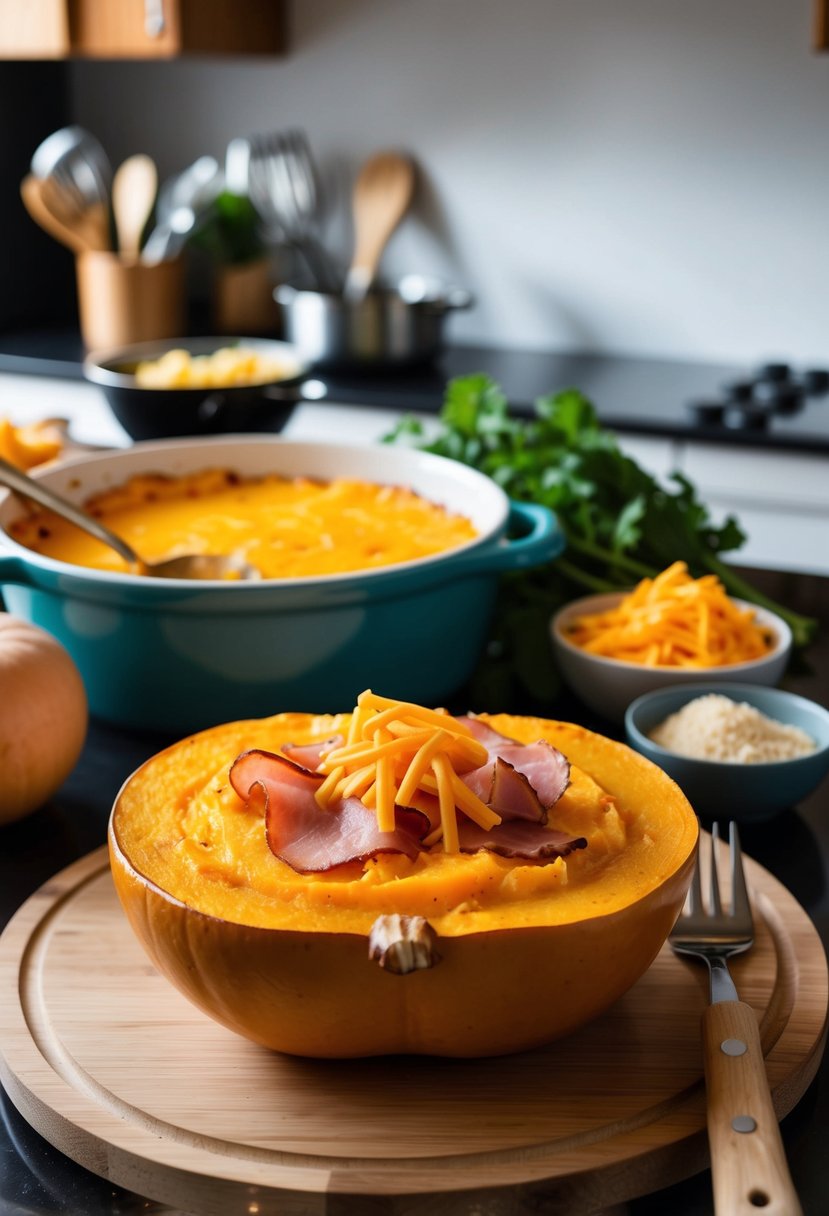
[669,822,803,1215]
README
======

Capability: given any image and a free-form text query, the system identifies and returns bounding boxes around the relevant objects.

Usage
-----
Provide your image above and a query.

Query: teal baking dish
[0,436,563,733]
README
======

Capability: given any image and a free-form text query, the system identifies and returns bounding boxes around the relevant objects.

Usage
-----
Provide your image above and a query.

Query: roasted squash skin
[108,714,698,1058]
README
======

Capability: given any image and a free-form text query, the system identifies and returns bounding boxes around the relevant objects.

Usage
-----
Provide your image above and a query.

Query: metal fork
[669,823,802,1215]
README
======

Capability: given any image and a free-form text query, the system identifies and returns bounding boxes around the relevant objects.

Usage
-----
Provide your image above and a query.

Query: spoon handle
[0,456,139,567]
[345,151,415,302]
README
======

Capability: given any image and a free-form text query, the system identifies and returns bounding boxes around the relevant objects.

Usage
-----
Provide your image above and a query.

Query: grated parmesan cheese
[648,694,817,764]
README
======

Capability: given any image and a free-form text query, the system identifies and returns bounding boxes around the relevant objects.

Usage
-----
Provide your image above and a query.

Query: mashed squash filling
[10,469,478,578]
[112,711,643,937]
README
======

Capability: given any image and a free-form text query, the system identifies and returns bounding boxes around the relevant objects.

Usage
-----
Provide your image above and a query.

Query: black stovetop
[2,326,828,453]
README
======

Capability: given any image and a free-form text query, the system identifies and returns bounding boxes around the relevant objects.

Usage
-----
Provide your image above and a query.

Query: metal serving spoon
[141,155,221,264]
[0,457,260,581]
[30,125,112,253]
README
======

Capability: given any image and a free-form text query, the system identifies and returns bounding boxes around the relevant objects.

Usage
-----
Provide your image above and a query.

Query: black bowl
[83,336,311,441]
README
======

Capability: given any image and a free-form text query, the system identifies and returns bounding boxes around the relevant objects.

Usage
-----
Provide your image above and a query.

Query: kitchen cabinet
[0,0,286,59]
[618,434,829,578]
[680,442,829,577]
[816,1,829,50]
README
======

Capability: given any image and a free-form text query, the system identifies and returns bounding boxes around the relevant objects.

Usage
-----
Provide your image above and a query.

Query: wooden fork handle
[702,1001,803,1215]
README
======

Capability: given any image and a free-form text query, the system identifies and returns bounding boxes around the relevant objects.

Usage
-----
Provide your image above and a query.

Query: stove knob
[725,403,769,431]
[771,385,804,414]
[751,380,803,414]
[802,368,829,396]
[756,361,791,383]
[688,399,726,425]
[722,379,754,403]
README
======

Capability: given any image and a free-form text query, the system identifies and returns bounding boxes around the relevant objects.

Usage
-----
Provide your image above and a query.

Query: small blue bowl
[625,682,829,821]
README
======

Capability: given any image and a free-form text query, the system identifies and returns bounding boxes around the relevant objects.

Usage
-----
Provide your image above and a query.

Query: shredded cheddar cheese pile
[313,691,502,851]
[565,561,774,668]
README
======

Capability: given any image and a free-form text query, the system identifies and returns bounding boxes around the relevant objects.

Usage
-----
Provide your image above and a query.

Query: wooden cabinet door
[69,0,180,57]
[0,0,286,58]
[815,1,829,49]
[70,0,286,57]
[0,0,70,58]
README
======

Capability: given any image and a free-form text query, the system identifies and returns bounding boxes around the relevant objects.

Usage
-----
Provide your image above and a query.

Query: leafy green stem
[548,557,617,594]
[699,552,817,649]
[563,535,658,582]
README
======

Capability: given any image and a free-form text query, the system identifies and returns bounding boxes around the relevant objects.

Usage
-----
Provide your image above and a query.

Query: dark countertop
[3,327,829,453]
[1,566,828,1215]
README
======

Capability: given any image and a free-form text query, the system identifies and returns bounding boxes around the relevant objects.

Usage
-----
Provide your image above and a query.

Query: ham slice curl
[456,717,571,818]
[453,716,585,860]
[229,748,430,874]
[229,717,585,872]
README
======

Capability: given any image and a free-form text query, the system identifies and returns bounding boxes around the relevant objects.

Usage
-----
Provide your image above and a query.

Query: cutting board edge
[0,842,825,1213]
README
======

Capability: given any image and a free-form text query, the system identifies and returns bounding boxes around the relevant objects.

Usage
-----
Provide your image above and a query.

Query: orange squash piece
[109,709,697,1058]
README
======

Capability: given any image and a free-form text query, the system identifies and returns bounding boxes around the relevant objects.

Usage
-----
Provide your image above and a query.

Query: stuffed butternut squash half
[108,691,698,1058]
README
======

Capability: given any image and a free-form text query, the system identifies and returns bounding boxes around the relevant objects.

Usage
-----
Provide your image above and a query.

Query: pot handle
[441,287,473,311]
[0,552,36,586]
[451,501,564,576]
[274,284,298,306]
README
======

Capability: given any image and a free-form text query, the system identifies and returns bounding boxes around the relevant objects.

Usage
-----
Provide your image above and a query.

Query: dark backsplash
[0,62,76,330]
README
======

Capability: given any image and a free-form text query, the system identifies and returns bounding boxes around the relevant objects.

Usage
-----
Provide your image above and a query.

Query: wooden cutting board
[0,845,826,1216]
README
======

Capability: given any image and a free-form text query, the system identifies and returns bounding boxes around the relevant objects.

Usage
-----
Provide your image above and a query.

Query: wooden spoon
[112,154,158,258]
[20,174,109,253]
[343,151,415,302]
[21,175,90,253]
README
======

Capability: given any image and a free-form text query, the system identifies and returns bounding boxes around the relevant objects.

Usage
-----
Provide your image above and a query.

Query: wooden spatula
[112,154,158,259]
[344,151,415,302]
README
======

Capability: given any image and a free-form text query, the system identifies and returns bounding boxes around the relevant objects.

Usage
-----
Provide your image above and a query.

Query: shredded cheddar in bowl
[563,562,776,668]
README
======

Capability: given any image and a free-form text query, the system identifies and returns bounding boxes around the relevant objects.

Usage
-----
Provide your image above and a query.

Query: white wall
[70,0,829,365]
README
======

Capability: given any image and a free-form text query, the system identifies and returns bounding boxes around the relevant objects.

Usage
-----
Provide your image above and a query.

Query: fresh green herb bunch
[189,190,266,265]
[386,373,817,706]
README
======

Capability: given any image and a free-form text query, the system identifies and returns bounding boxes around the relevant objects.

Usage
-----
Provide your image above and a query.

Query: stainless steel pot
[274,275,473,367]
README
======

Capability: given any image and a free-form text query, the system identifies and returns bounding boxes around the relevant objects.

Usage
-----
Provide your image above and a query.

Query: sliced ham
[280,735,344,772]
[489,756,546,821]
[491,741,571,814]
[229,716,581,873]
[459,716,520,749]
[457,818,587,861]
[229,748,429,873]
[455,718,571,821]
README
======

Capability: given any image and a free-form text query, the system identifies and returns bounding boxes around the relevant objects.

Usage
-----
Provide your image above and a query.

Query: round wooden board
[0,845,826,1216]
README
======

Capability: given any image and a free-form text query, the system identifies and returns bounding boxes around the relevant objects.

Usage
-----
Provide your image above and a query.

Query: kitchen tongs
[669,822,803,1215]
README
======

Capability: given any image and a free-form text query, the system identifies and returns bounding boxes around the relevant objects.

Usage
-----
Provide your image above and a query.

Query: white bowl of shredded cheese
[551,591,792,724]
[625,682,829,820]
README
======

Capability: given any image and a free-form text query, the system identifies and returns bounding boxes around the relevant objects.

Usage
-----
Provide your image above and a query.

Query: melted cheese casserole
[9,469,478,578]
[111,712,637,937]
